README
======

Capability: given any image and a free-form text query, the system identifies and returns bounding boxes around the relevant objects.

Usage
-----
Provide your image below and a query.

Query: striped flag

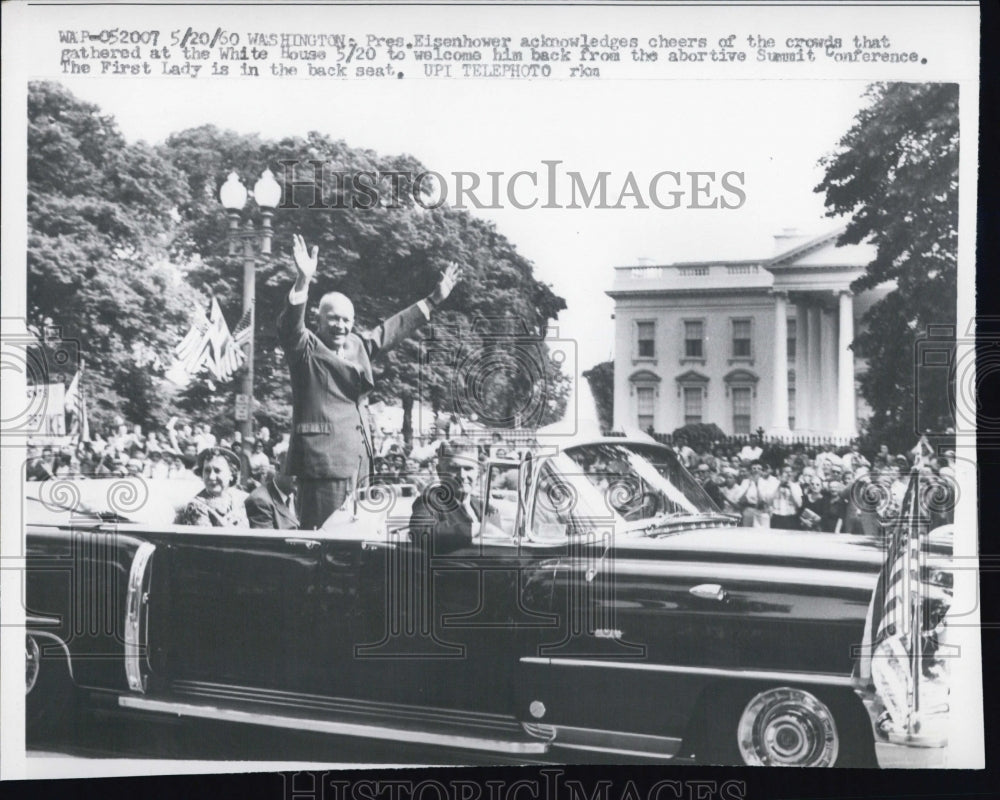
[168,297,250,383]
[871,464,930,730]
[208,299,250,381]
[63,362,89,442]
[169,302,211,382]
[876,469,926,645]
[232,305,253,348]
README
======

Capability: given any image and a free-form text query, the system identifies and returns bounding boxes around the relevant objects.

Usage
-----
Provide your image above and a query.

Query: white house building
[607,227,888,438]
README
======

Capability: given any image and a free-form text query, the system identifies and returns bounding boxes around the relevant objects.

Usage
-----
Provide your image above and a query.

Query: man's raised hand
[431,261,461,305]
[292,234,319,286]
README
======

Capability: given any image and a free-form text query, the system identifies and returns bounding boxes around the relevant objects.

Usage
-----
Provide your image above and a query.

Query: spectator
[26,445,54,481]
[193,423,216,453]
[258,426,273,456]
[769,466,803,530]
[719,467,748,515]
[800,475,832,532]
[147,448,170,479]
[739,434,764,464]
[446,414,465,440]
[695,463,725,508]
[248,438,270,476]
[272,433,290,459]
[842,440,871,473]
[841,469,882,537]
[744,461,778,528]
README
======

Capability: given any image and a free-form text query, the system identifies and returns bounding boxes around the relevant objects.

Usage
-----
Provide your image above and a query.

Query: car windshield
[530,442,720,539]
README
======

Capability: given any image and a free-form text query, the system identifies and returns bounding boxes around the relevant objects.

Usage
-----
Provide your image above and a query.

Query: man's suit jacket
[278,295,427,480]
[245,478,300,530]
[408,489,484,555]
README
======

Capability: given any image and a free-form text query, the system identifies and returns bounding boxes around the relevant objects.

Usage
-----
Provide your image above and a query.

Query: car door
[348,462,563,715]
[150,526,358,697]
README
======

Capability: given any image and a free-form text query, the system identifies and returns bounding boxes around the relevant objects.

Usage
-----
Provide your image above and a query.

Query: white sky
[55,77,870,371]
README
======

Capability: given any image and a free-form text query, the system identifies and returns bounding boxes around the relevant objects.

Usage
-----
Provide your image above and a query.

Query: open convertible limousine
[24,438,951,767]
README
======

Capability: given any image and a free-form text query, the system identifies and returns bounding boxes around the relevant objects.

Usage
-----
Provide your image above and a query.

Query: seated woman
[174,447,249,527]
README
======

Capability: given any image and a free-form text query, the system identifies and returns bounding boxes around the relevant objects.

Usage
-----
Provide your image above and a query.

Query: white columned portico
[821,306,838,430]
[771,291,789,431]
[795,302,809,430]
[838,290,856,434]
[807,305,822,431]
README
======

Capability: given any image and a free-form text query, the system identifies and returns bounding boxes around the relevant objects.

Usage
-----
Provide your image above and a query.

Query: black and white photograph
[0,0,985,785]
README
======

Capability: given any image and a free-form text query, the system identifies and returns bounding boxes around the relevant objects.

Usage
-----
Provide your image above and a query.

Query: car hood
[616,526,889,573]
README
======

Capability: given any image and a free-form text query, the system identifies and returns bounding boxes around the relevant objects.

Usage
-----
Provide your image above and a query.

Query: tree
[815,83,958,451]
[159,126,569,440]
[27,81,201,433]
[583,361,614,431]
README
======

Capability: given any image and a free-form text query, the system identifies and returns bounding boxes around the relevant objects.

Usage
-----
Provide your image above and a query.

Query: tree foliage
[583,361,614,431]
[815,83,958,450]
[27,81,200,431]
[26,82,569,439]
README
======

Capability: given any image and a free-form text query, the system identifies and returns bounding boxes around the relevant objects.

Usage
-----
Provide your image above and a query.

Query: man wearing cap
[408,440,501,554]
[280,234,461,530]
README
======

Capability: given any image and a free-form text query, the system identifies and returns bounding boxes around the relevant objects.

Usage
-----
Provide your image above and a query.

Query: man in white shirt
[769,466,803,529]
[814,444,841,476]
[744,462,779,528]
[719,468,749,515]
[738,435,764,464]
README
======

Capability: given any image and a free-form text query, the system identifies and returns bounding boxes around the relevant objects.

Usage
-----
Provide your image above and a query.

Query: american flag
[876,470,927,645]
[63,361,90,442]
[169,297,251,383]
[872,463,930,726]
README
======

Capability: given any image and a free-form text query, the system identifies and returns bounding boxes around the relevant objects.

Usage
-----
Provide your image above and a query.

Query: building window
[731,318,752,359]
[636,321,655,359]
[787,318,797,362]
[683,387,703,425]
[683,320,704,359]
[732,387,752,434]
[636,386,655,431]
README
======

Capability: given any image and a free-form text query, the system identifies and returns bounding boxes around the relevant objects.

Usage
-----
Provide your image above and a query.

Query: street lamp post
[219,169,282,443]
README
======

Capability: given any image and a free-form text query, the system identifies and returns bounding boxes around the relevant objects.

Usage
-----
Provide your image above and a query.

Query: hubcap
[737,687,839,766]
[26,635,40,694]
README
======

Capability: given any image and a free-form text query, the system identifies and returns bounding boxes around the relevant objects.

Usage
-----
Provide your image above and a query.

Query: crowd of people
[678,434,956,533]
[25,419,290,485]
[27,418,955,538]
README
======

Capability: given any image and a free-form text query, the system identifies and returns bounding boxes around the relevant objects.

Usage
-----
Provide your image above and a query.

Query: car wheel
[26,634,76,738]
[695,685,873,767]
[736,687,839,766]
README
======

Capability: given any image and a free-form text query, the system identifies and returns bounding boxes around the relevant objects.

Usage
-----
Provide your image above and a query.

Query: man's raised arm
[277,233,319,355]
[367,261,461,358]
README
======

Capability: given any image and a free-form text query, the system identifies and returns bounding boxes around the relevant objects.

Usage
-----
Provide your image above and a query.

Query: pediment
[675,370,709,384]
[724,368,759,384]
[629,369,662,383]
[768,227,876,269]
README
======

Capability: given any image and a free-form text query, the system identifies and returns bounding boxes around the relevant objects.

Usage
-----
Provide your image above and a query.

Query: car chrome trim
[26,634,40,693]
[25,629,74,682]
[125,542,155,693]
[118,696,551,754]
[547,724,683,758]
[26,614,61,627]
[521,657,854,686]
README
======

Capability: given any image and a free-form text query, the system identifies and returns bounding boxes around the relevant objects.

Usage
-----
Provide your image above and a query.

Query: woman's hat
[196,446,243,484]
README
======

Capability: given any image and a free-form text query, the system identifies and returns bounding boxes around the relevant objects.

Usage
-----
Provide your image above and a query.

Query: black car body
[24,438,952,766]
